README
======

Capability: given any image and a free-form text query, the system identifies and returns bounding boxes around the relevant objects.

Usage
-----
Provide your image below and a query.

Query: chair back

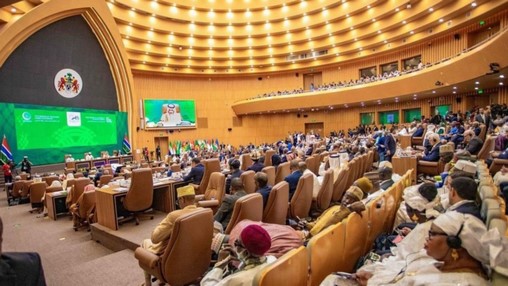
[123,168,153,212]
[305,156,319,176]
[479,124,487,142]
[72,178,92,206]
[197,159,221,195]
[240,170,256,194]
[19,173,28,180]
[477,135,497,161]
[253,246,308,286]
[264,150,276,166]
[78,190,97,220]
[204,172,226,203]
[263,181,289,225]
[240,154,253,171]
[331,167,348,202]
[99,175,113,187]
[12,181,25,198]
[225,193,263,234]
[342,213,368,272]
[315,169,334,211]
[160,208,213,285]
[20,180,34,197]
[170,164,181,172]
[66,179,76,190]
[74,172,84,178]
[43,175,59,186]
[275,162,290,184]
[29,182,47,204]
[289,173,313,220]
[262,166,276,187]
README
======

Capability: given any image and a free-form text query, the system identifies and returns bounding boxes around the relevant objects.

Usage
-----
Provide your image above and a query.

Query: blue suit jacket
[421,143,441,162]
[247,162,264,173]
[384,134,397,155]
[285,170,303,200]
[183,163,205,184]
[454,201,482,221]
[256,185,272,208]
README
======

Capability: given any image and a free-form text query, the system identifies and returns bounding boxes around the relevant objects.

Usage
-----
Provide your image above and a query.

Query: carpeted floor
[0,191,146,286]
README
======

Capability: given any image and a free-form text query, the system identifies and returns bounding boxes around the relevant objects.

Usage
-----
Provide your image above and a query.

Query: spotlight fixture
[435,81,444,86]
[487,62,500,74]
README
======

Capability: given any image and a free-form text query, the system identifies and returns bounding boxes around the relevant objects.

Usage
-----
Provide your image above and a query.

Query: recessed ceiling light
[500,82,504,85]
[471,2,477,7]
[10,7,16,13]
[475,81,479,84]
[500,75,505,78]
[475,87,479,90]
[453,86,457,89]
[429,8,434,12]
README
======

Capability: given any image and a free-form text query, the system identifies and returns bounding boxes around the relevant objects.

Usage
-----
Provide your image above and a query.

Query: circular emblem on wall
[54,68,83,98]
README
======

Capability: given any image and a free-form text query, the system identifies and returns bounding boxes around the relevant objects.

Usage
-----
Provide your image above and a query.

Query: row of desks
[95,178,190,230]
[65,155,134,170]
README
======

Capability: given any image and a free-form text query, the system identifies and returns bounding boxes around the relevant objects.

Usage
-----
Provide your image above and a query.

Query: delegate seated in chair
[201,225,275,286]
[299,186,365,239]
[140,185,203,285]
[214,178,247,231]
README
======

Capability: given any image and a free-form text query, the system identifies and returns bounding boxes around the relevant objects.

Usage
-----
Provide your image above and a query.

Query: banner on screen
[0,102,128,165]
[143,99,197,129]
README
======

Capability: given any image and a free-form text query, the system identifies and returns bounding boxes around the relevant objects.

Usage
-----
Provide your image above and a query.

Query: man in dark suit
[475,108,492,130]
[0,217,47,286]
[378,166,395,191]
[384,129,397,162]
[284,160,303,200]
[183,157,205,185]
[214,178,247,230]
[411,124,424,138]
[254,172,272,208]
[225,159,243,194]
[246,153,264,173]
[447,175,482,220]
[420,133,441,162]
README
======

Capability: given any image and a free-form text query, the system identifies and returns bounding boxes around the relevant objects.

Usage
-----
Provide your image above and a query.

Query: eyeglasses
[428,230,447,238]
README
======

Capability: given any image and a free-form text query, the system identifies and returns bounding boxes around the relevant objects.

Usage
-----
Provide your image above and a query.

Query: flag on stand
[168,141,175,155]
[212,139,218,151]
[122,135,131,154]
[176,141,182,155]
[1,135,13,164]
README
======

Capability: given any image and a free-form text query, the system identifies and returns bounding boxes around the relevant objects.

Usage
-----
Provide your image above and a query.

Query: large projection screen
[143,99,197,130]
[0,102,128,165]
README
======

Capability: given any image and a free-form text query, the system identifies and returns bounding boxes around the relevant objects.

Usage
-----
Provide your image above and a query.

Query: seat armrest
[134,247,160,269]
[197,200,219,208]
[418,160,438,167]
[195,194,205,201]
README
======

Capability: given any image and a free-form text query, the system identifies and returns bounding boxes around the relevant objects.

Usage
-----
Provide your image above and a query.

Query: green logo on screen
[22,112,32,121]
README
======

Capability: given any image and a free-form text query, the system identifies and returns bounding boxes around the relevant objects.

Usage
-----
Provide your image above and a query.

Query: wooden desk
[65,155,135,171]
[392,156,417,184]
[95,178,188,230]
[397,135,412,149]
[46,192,68,220]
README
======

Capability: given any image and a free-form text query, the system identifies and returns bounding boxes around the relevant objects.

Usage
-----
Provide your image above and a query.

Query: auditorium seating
[476,135,497,161]
[331,166,349,203]
[135,208,213,286]
[98,174,113,187]
[261,166,275,187]
[262,181,289,225]
[196,158,221,195]
[240,153,253,171]
[71,190,97,231]
[28,182,47,214]
[288,173,313,220]
[119,168,154,225]
[224,193,263,234]
[253,246,309,286]
[264,149,275,167]
[195,172,225,213]
[311,169,334,214]
[274,162,290,184]
[240,170,256,194]
[417,159,445,176]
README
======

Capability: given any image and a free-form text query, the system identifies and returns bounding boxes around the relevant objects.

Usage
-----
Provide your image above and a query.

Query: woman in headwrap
[392,183,441,231]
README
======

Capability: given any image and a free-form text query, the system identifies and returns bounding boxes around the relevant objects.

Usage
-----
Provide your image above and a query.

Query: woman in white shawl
[392,183,441,230]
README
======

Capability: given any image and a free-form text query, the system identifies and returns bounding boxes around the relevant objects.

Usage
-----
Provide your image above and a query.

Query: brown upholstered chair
[262,181,289,225]
[68,177,92,207]
[307,222,345,286]
[478,124,487,142]
[411,127,427,148]
[120,168,154,225]
[264,149,276,166]
[476,135,496,161]
[262,166,276,187]
[417,160,445,176]
[11,181,25,199]
[42,175,59,186]
[253,246,309,286]
[312,169,334,214]
[135,208,213,286]
[196,158,221,195]
[342,213,368,272]
[274,162,290,184]
[489,158,508,175]
[19,173,28,180]
[98,175,113,187]
[305,156,319,176]
[331,167,349,203]
[288,173,313,220]
[73,172,84,178]
[29,182,47,213]
[224,193,263,234]
[20,180,34,198]
[70,190,97,231]
[240,153,253,171]
[170,164,181,172]
[240,170,256,194]
[195,172,225,213]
